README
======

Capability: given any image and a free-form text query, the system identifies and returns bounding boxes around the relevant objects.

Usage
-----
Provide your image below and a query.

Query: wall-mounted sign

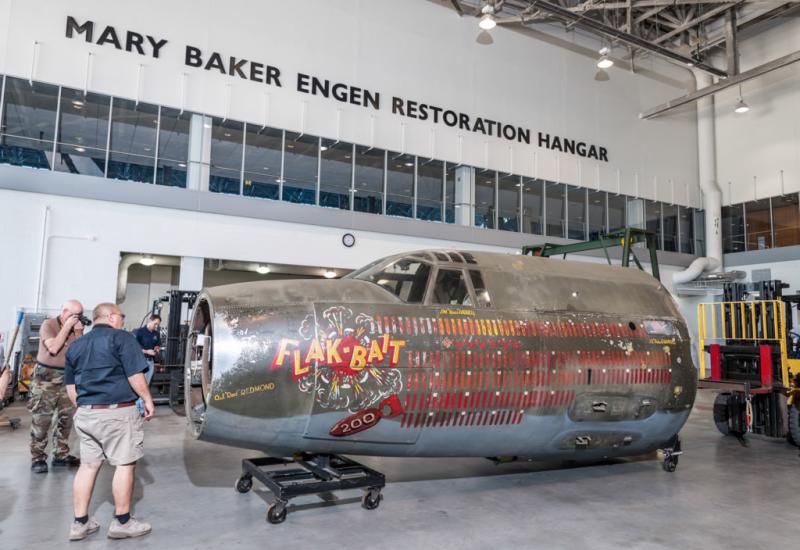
[65,16,609,162]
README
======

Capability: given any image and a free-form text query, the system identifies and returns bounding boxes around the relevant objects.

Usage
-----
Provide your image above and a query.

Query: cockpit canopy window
[362,258,431,303]
[432,269,473,306]
[469,270,491,308]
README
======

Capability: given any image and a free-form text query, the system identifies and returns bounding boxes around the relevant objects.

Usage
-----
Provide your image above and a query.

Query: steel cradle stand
[235,454,385,524]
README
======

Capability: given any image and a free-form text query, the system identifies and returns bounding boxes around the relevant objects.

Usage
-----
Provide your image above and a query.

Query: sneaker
[31,460,48,474]
[52,455,81,468]
[69,517,100,541]
[107,517,151,539]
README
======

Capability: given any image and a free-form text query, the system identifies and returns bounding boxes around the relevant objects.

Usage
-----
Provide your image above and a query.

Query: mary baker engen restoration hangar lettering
[65,15,609,161]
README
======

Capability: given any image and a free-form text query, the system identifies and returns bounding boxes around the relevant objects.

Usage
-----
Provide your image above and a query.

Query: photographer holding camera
[30,299,89,474]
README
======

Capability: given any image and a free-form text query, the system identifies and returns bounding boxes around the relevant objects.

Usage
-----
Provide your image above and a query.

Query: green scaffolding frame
[521,227,661,281]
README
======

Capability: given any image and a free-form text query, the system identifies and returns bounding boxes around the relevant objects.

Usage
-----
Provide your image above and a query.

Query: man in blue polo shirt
[64,303,155,542]
[132,314,161,416]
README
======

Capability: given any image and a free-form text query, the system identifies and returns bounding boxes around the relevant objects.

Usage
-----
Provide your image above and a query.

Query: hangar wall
[0,187,693,328]
[715,17,800,202]
[0,0,700,204]
[0,0,704,337]
[0,187,521,322]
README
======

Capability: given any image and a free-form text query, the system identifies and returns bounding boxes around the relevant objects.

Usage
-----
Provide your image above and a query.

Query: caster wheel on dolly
[267,502,288,524]
[661,435,681,473]
[235,475,253,494]
[361,488,382,510]
[662,454,678,473]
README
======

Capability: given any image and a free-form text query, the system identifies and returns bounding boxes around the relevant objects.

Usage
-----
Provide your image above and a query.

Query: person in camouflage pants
[30,300,85,473]
[29,365,75,462]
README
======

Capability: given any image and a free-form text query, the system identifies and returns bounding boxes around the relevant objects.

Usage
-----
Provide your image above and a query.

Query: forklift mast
[148,290,197,413]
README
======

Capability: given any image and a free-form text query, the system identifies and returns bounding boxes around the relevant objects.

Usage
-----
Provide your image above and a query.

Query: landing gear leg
[661,436,682,473]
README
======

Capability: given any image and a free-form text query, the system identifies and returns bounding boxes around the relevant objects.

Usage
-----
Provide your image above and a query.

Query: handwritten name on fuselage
[438,308,476,316]
[649,338,676,345]
[212,382,276,402]
[271,334,407,379]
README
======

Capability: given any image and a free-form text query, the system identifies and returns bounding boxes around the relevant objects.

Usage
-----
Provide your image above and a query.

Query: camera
[77,314,92,327]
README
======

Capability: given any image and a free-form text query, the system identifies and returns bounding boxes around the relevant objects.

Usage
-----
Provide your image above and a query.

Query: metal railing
[697,300,790,387]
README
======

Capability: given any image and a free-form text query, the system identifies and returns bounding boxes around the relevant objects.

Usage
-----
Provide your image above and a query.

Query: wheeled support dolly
[658,436,682,473]
[234,454,385,524]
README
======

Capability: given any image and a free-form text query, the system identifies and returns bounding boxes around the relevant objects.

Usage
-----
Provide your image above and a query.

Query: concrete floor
[0,390,797,550]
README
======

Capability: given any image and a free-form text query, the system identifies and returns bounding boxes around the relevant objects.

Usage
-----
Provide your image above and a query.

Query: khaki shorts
[73,406,144,466]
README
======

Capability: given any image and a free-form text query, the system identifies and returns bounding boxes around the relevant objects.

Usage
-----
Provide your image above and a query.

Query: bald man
[65,303,153,541]
[30,299,86,473]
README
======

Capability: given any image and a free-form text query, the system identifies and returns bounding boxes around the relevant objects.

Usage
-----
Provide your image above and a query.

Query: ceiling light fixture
[75,146,86,153]
[256,265,270,275]
[139,255,156,266]
[479,13,496,30]
[478,2,497,30]
[324,270,337,279]
[734,99,750,114]
[597,47,614,69]
[734,84,750,114]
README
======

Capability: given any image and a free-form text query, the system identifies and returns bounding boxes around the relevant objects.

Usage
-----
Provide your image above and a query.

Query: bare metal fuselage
[185,251,695,461]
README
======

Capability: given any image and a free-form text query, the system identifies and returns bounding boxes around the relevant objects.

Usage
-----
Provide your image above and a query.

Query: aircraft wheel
[361,488,382,510]
[235,475,253,494]
[267,502,287,524]
[789,404,800,447]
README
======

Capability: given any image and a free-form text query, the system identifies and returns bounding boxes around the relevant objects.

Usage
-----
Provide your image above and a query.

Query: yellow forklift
[697,280,800,444]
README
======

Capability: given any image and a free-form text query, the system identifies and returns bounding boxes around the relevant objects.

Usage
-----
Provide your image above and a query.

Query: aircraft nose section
[185,287,318,441]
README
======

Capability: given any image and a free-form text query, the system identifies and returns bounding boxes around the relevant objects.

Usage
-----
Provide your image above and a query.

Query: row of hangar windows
[721,195,800,253]
[0,74,707,253]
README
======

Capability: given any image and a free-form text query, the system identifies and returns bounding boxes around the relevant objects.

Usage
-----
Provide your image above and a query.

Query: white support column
[627,198,645,229]
[454,166,474,227]
[179,256,204,321]
[695,71,723,268]
[179,256,204,291]
[187,114,212,192]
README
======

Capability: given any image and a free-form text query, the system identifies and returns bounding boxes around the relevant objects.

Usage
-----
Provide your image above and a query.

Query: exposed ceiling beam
[640,49,800,118]
[651,3,739,44]
[568,0,794,11]
[633,5,669,24]
[725,8,739,74]
[524,0,728,76]
[626,0,633,32]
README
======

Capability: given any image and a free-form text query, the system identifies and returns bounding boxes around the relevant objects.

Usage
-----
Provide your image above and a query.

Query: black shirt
[64,324,148,405]
[132,326,161,351]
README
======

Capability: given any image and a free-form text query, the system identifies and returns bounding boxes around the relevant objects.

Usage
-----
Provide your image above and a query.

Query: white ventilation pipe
[672,256,721,285]
[117,254,181,304]
[673,70,723,285]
